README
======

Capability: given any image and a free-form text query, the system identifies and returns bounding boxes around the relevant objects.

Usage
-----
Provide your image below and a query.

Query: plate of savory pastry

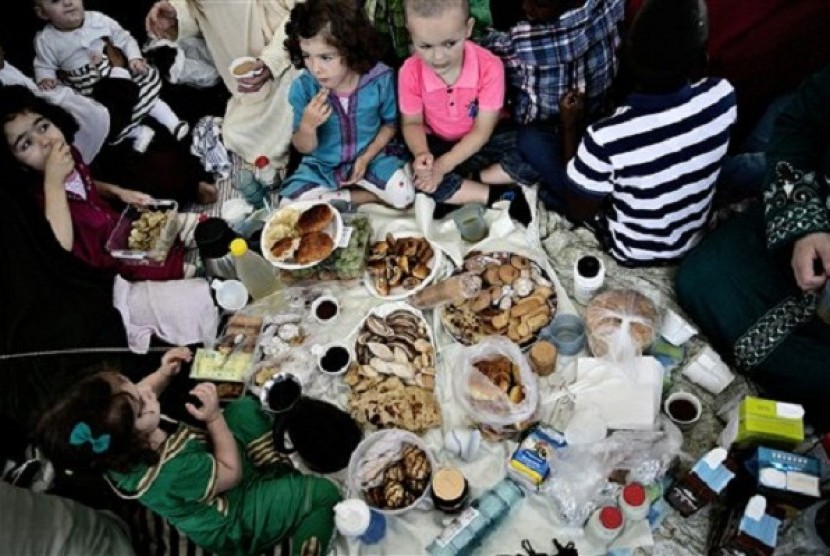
[261,201,343,269]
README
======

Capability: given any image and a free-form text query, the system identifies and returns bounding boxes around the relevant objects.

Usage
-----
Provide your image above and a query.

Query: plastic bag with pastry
[584,289,659,379]
[454,336,539,432]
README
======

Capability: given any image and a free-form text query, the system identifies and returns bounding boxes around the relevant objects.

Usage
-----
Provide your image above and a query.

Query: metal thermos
[194,218,238,280]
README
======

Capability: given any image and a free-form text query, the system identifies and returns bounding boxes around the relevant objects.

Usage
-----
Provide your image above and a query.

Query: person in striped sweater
[562,0,737,266]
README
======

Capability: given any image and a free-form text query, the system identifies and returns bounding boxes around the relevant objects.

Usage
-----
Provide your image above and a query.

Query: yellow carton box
[737,396,804,447]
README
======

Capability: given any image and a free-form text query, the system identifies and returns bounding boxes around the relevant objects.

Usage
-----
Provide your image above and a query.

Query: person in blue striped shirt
[562,0,737,266]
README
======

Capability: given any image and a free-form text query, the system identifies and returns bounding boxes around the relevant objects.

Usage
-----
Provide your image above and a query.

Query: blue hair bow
[69,422,110,454]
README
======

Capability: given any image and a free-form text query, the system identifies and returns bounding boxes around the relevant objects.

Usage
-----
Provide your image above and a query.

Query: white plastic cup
[661,308,698,346]
[681,347,735,394]
[573,254,605,304]
[663,391,703,431]
[221,198,254,232]
[211,279,249,311]
[228,56,263,79]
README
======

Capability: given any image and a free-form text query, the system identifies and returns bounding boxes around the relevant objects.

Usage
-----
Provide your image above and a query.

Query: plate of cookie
[440,252,558,346]
[261,201,343,269]
[363,232,444,301]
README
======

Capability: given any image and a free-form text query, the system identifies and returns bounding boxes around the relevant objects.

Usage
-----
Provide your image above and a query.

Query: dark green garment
[109,397,341,556]
[678,207,830,427]
[373,0,493,61]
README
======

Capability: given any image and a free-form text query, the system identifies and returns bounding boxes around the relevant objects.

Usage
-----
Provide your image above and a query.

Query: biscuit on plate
[296,204,334,234]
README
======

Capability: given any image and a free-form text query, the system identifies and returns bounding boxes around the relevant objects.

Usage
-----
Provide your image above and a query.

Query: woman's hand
[146,1,178,40]
[44,141,74,186]
[117,188,153,205]
[236,60,273,93]
[792,232,830,292]
[159,347,192,377]
[186,382,221,423]
[300,89,332,129]
[129,58,149,75]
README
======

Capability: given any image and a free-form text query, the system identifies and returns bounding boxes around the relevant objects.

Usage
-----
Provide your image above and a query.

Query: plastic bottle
[426,477,525,556]
[619,483,650,522]
[229,238,279,300]
[254,156,279,191]
[583,506,624,549]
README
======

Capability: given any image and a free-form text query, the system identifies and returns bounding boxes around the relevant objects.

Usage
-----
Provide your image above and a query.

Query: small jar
[431,467,469,513]
[619,483,649,522]
[584,506,624,548]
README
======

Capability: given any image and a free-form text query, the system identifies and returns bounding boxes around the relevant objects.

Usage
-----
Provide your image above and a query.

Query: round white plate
[363,232,444,301]
[261,201,343,270]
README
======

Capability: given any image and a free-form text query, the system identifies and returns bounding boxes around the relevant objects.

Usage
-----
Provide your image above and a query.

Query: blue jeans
[516,121,568,212]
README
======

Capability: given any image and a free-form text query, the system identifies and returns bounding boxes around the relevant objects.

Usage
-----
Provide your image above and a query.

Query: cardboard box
[736,397,804,448]
[746,447,820,511]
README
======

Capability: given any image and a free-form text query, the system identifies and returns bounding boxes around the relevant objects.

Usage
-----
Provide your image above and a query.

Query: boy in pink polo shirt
[399,0,534,224]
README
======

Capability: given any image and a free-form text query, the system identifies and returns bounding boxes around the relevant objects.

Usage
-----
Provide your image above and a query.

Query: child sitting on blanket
[0,85,189,281]
[481,0,624,212]
[399,0,535,224]
[36,347,341,556]
[563,0,736,266]
[280,0,415,209]
[33,0,189,153]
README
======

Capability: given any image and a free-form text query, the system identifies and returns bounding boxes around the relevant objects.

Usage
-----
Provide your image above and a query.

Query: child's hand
[44,141,74,185]
[341,155,369,185]
[186,382,221,423]
[129,58,149,75]
[300,89,332,130]
[413,152,434,173]
[559,89,585,130]
[38,79,58,91]
[159,347,192,377]
[117,188,154,205]
[146,0,178,40]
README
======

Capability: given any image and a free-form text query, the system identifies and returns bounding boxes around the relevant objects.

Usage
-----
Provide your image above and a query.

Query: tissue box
[746,447,820,510]
[736,397,804,448]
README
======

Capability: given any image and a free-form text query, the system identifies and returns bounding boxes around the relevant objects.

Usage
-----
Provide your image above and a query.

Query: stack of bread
[266,204,336,265]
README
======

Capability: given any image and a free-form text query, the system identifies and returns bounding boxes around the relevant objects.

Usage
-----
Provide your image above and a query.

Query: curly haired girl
[37,347,341,556]
[281,0,414,209]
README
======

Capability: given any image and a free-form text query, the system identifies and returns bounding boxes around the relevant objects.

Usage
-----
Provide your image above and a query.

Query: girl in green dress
[36,347,341,556]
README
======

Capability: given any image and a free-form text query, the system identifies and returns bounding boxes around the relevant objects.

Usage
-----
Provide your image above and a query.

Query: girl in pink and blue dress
[280,0,414,209]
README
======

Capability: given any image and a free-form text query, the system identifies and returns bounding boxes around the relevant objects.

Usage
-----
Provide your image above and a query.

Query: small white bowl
[311,342,353,376]
[310,294,340,324]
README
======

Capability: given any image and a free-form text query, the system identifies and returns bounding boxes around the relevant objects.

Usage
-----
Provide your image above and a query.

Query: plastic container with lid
[409,273,482,310]
[334,499,386,544]
[431,468,470,513]
[620,483,650,522]
[230,238,279,300]
[105,200,179,265]
[584,506,624,548]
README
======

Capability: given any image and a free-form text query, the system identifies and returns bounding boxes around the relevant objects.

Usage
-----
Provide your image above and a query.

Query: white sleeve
[97,12,143,60]
[33,32,60,82]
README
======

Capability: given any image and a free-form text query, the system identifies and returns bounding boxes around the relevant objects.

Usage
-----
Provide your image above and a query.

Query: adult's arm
[155,0,201,41]
[258,0,300,79]
[763,63,830,289]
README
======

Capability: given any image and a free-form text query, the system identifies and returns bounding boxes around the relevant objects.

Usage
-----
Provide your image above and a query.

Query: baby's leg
[147,99,190,140]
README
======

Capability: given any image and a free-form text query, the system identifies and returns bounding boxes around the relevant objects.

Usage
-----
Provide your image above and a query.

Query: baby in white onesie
[33,0,189,152]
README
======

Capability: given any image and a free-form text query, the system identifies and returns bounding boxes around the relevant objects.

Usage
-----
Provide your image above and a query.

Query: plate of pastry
[261,201,343,269]
[440,251,558,347]
[363,232,444,301]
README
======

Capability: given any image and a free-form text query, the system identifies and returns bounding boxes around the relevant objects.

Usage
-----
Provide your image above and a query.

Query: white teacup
[310,295,340,324]
[311,342,353,376]
[228,56,263,80]
[211,279,248,311]
[663,391,703,431]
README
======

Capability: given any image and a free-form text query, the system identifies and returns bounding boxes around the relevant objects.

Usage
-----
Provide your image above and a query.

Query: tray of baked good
[261,201,343,269]
[105,200,178,265]
[440,252,558,346]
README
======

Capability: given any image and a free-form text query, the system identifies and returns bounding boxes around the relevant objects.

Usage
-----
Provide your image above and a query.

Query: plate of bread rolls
[261,201,343,269]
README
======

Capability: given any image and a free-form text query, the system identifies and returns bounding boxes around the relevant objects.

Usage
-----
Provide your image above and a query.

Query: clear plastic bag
[584,289,659,374]
[454,336,539,428]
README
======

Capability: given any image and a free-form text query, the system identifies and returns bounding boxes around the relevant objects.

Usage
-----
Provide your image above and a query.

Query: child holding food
[280,0,414,210]
[0,85,185,280]
[36,347,341,556]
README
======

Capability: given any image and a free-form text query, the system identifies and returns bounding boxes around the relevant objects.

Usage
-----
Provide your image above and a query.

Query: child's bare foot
[196,181,218,204]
